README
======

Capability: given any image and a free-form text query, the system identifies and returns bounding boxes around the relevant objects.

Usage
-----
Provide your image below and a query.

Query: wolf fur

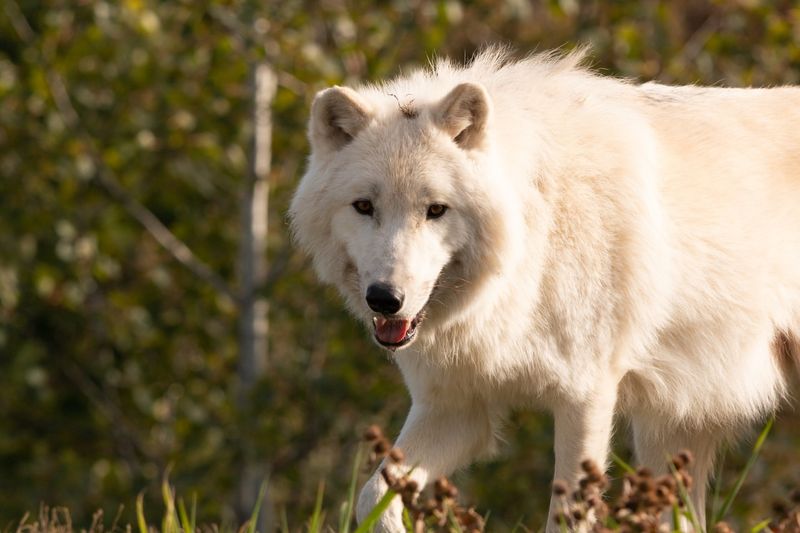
[289,48,800,531]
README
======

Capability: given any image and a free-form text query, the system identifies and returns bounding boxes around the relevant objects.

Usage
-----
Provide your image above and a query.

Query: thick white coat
[289,49,800,531]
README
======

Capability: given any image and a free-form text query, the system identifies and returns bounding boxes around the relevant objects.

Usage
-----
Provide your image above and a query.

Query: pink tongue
[375,318,411,344]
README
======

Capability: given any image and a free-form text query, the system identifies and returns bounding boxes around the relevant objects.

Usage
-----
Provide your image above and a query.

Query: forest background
[2,0,800,531]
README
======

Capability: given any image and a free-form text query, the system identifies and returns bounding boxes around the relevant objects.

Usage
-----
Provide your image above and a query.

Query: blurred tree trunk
[237,61,277,531]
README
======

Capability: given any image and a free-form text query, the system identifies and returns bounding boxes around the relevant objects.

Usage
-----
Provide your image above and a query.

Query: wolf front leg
[356,398,496,532]
[546,381,619,533]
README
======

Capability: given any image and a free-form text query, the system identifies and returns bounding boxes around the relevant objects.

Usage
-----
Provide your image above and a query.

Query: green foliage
[17,437,794,533]
[2,1,800,531]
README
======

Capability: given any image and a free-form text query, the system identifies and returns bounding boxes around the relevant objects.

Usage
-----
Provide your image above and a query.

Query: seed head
[459,508,483,529]
[363,425,382,442]
[421,497,438,513]
[638,478,655,493]
[588,471,605,484]
[677,450,693,466]
[552,510,570,525]
[586,494,600,509]
[625,497,639,512]
[657,475,677,492]
[642,491,660,509]
[654,484,675,506]
[374,438,389,455]
[447,484,459,498]
[581,459,598,473]
[388,448,405,464]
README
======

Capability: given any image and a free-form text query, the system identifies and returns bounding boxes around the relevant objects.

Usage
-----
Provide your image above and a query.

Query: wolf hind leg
[632,419,723,530]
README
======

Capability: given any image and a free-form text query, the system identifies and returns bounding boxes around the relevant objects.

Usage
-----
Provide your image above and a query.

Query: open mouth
[372,313,424,350]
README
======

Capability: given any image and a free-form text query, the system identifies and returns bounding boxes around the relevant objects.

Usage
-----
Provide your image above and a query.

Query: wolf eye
[352,199,374,216]
[426,204,448,219]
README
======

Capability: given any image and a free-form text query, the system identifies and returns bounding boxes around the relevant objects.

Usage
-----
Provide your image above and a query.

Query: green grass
[711,417,774,527]
[11,418,795,533]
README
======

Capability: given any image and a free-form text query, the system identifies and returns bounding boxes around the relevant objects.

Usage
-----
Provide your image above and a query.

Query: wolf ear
[433,82,491,150]
[309,86,372,152]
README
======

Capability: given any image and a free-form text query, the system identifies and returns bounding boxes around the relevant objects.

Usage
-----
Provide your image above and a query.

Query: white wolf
[289,48,800,531]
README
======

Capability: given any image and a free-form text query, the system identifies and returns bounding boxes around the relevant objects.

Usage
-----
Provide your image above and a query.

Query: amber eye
[352,199,374,216]
[426,204,448,219]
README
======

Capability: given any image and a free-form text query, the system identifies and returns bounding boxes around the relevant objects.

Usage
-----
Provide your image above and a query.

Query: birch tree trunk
[236,60,276,530]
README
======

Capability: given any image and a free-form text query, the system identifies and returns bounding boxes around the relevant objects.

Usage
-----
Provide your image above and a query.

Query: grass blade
[671,503,682,533]
[510,516,531,533]
[353,489,397,533]
[339,446,364,533]
[280,507,290,533]
[177,499,191,533]
[161,478,178,533]
[668,460,703,533]
[307,481,325,533]
[558,513,568,533]
[448,507,464,533]
[610,451,636,475]
[190,494,197,533]
[246,481,269,533]
[135,493,148,533]
[713,417,774,524]
[750,518,772,532]
[177,493,196,533]
[708,447,727,531]
[402,508,414,532]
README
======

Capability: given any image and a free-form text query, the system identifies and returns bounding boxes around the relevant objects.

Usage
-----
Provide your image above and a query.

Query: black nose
[366,283,404,315]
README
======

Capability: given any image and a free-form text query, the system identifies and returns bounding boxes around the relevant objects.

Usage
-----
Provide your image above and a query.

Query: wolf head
[290,80,522,351]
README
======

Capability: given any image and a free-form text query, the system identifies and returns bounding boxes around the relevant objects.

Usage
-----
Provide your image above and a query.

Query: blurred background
[1,0,800,530]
